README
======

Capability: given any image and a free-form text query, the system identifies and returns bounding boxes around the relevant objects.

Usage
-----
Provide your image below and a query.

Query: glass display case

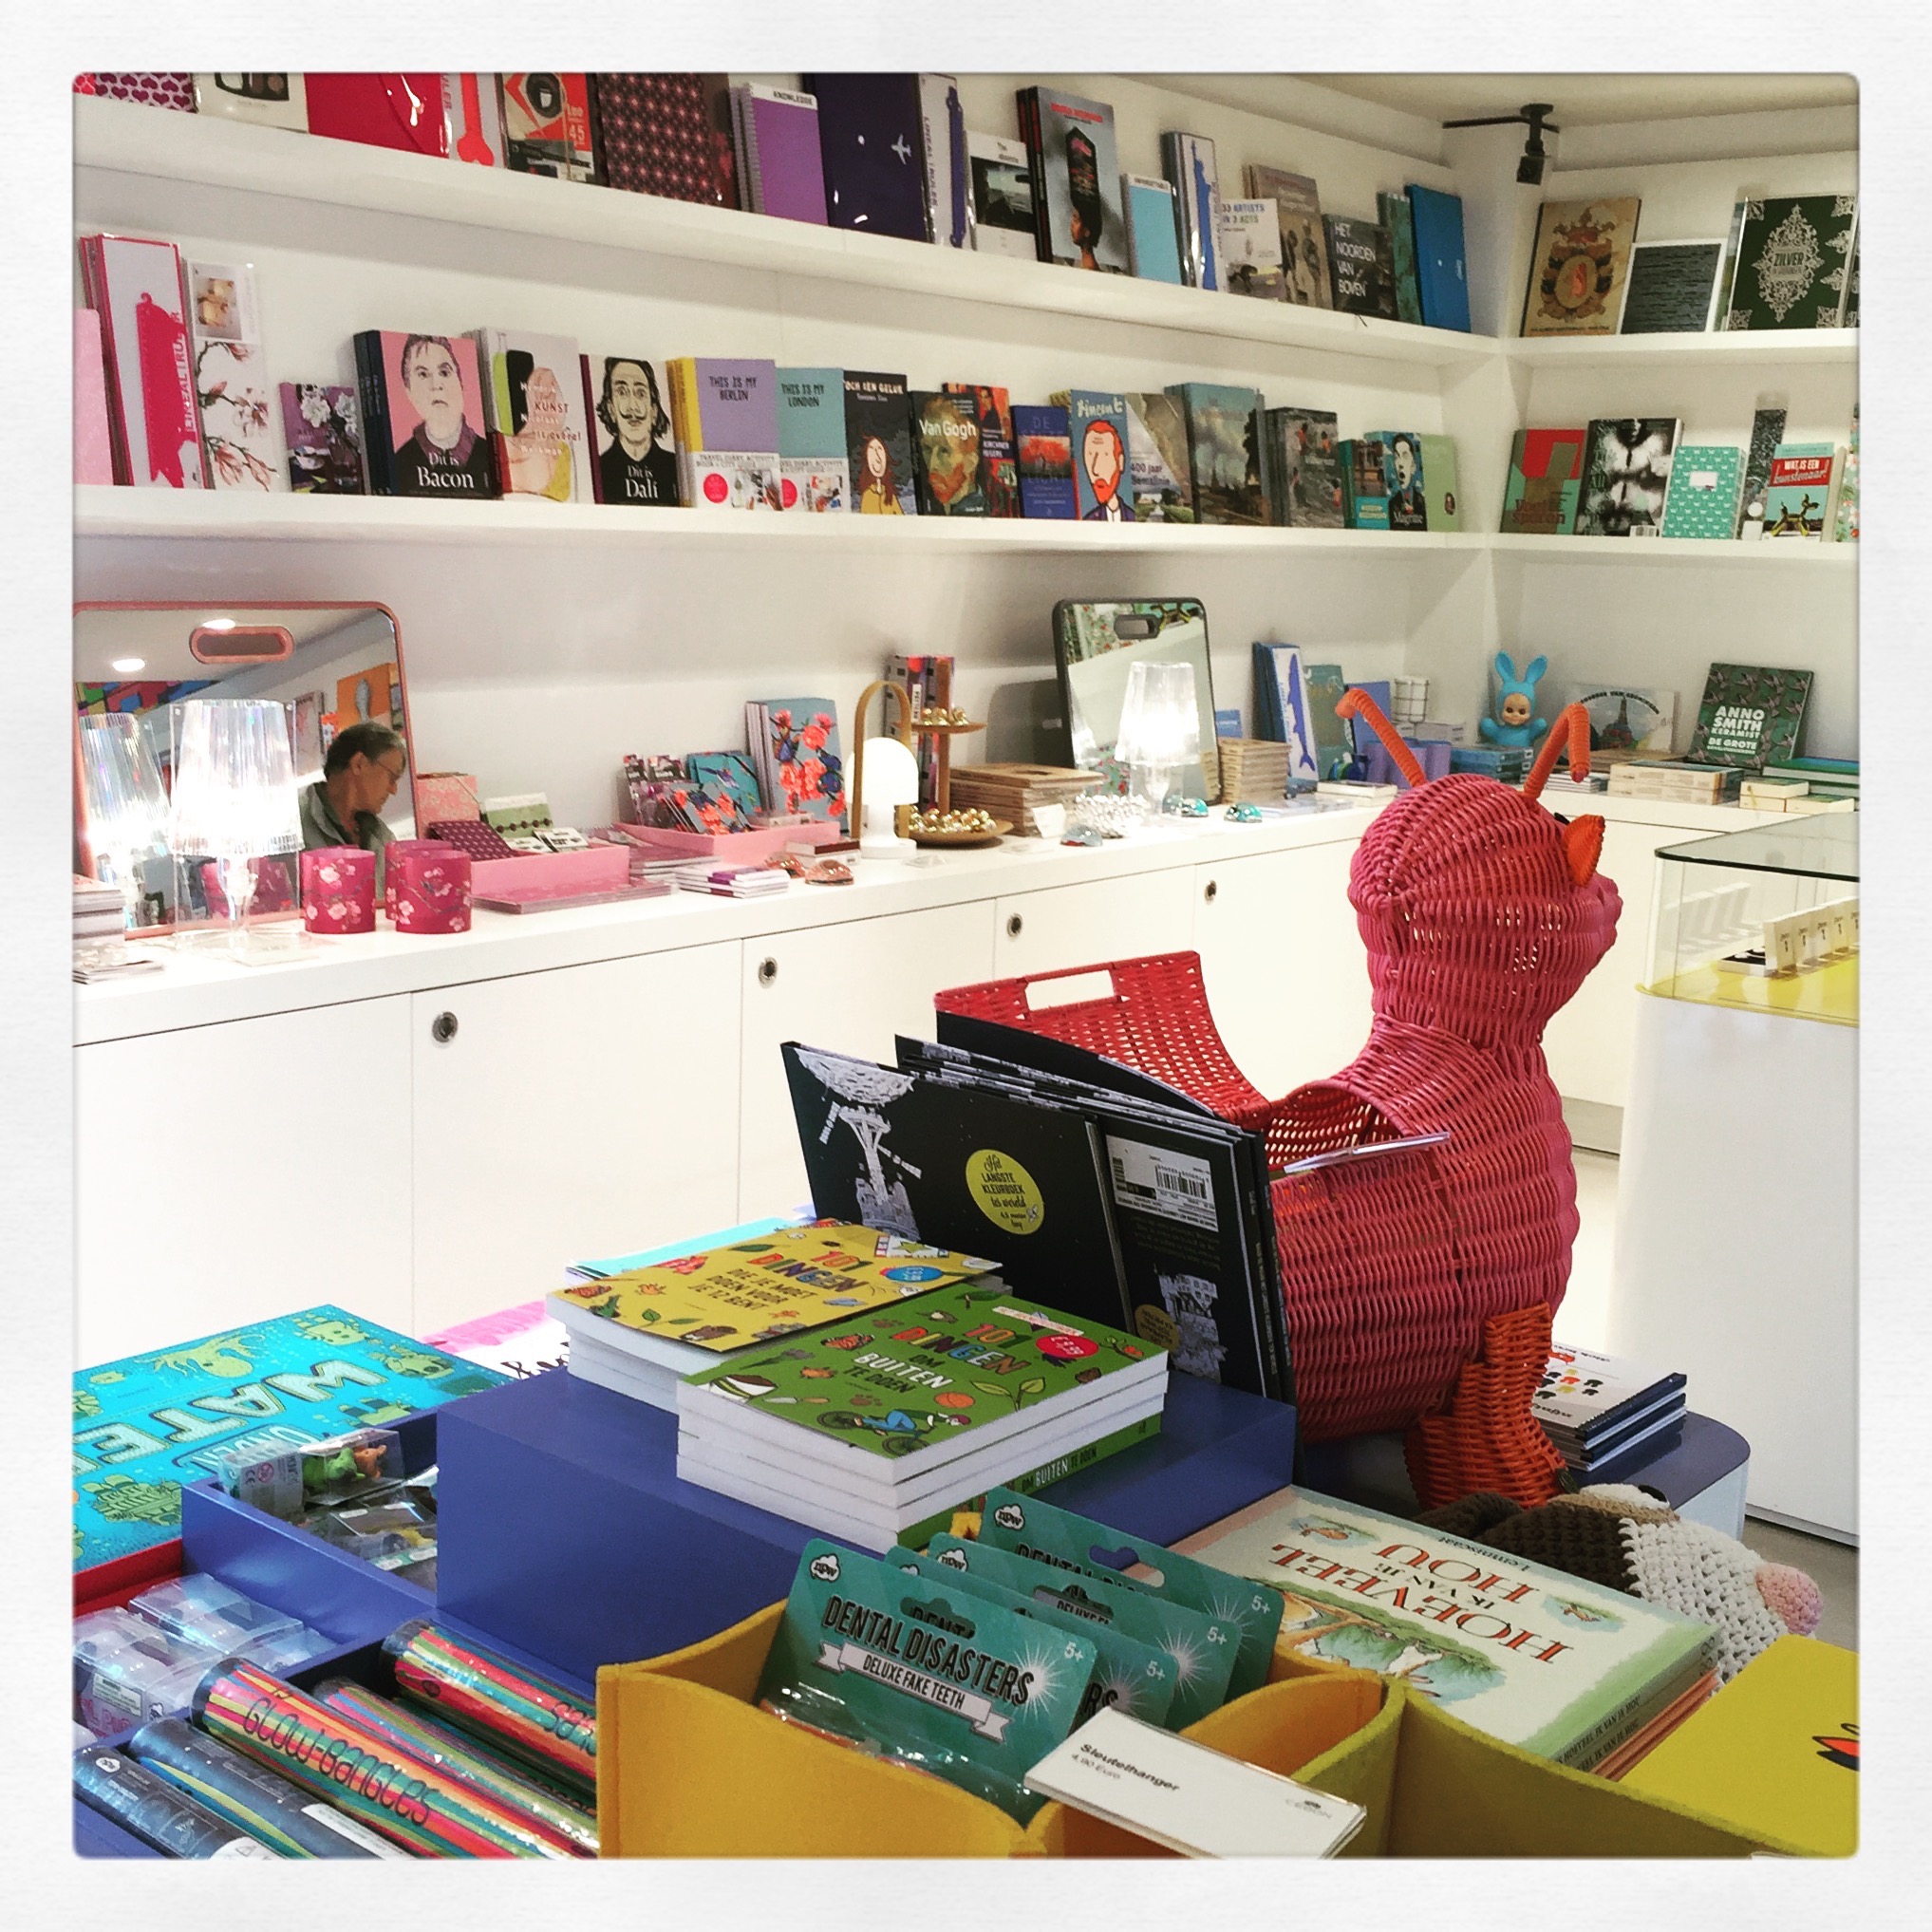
[1645,813,1858,1026]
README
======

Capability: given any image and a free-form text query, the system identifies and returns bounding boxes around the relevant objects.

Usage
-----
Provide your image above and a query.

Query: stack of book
[1215,738,1292,803]
[674,863,786,899]
[947,762,1102,835]
[675,1279,1169,1547]
[1534,1342,1688,1479]
[1451,745,1531,783]
[550,1223,999,1411]
[73,875,160,983]
[1607,761,1742,805]
[1760,755,1858,804]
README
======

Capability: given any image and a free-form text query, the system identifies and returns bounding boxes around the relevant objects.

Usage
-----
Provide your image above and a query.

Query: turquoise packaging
[755,1539,1097,1821]
[975,1486,1285,1698]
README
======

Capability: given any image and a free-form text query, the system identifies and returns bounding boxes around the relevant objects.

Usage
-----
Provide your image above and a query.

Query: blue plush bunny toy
[1480,651,1548,747]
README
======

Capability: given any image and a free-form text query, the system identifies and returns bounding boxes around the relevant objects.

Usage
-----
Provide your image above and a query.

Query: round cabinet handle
[1006,913,1024,938]
[1204,878,1218,904]
[430,1011,459,1044]
[758,956,779,985]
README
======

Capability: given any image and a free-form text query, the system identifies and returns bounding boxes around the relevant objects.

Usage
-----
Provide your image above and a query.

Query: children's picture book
[910,390,988,516]
[1265,408,1342,529]
[353,329,499,499]
[966,131,1036,259]
[1573,417,1679,536]
[1687,663,1814,768]
[1761,441,1843,538]
[1122,174,1183,284]
[805,72,930,242]
[594,72,737,205]
[185,259,276,492]
[1055,390,1135,522]
[280,384,366,495]
[497,72,597,180]
[582,352,681,506]
[1724,195,1857,329]
[473,328,592,503]
[422,1299,571,1381]
[1418,434,1460,532]
[1534,1341,1686,1440]
[1500,427,1587,535]
[1163,132,1221,291]
[1187,1485,1716,1768]
[942,384,1019,517]
[1340,439,1390,530]
[745,696,847,820]
[1521,197,1641,336]
[1216,197,1286,301]
[78,233,206,491]
[1559,682,1678,758]
[1620,240,1725,333]
[1127,392,1194,522]
[1018,85,1128,272]
[843,369,918,515]
[74,1308,502,1569]
[1323,216,1396,319]
[1247,165,1331,307]
[1653,443,1740,541]
[776,366,851,513]
[1167,383,1266,526]
[1013,403,1076,518]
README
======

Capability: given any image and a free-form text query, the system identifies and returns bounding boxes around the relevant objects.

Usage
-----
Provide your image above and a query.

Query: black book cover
[782,1042,1131,1330]
[909,389,988,515]
[1324,216,1397,319]
[805,73,931,242]
[351,331,393,496]
[844,369,918,515]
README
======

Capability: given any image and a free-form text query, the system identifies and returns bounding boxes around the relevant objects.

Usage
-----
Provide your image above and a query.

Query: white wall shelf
[1506,328,1858,370]
[1489,533,1858,569]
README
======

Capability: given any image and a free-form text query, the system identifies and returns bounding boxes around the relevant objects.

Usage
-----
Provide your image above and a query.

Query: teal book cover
[775,367,849,459]
[1660,445,1743,539]
[74,1306,503,1569]
[1123,173,1183,284]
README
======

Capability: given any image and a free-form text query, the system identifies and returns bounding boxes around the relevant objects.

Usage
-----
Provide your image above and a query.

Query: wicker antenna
[1522,701,1594,800]
[1335,688,1427,788]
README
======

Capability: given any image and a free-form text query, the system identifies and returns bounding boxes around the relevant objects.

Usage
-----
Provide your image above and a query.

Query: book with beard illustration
[1573,418,1680,536]
[781,1042,1131,1332]
[582,352,680,505]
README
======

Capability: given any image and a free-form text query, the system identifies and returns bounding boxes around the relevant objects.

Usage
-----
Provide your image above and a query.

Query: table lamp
[77,713,170,931]
[167,697,302,953]
[855,734,919,859]
[1115,660,1200,816]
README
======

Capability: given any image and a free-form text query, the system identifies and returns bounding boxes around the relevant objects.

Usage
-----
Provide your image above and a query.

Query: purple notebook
[739,85,828,225]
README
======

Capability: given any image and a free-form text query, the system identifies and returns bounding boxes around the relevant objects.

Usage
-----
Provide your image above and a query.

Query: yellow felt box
[596,1601,1039,1857]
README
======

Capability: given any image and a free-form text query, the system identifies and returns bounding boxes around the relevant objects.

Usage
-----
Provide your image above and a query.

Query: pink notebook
[75,310,115,484]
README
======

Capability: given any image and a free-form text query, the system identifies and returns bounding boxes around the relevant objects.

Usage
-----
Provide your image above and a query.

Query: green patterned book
[1378,190,1424,325]
[1723,195,1857,330]
[1660,445,1742,539]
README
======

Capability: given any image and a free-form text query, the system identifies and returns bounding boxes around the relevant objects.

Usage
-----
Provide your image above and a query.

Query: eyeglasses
[372,759,406,785]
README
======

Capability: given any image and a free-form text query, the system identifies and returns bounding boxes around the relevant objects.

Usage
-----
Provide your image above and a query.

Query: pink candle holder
[383,839,444,922]
[299,845,376,934]
[392,843,473,934]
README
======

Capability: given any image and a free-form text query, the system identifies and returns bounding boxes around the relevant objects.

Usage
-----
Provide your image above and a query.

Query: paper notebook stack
[1214,738,1292,803]
[676,1282,1168,1548]
[1534,1343,1688,1479]
[550,1224,1000,1411]
[946,763,1102,836]
[73,876,160,982]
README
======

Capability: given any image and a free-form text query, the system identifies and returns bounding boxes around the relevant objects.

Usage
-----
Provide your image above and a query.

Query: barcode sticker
[1106,1136,1215,1231]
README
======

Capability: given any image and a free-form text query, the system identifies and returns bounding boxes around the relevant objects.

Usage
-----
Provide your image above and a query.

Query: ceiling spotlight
[110,657,146,674]
[1441,103,1559,186]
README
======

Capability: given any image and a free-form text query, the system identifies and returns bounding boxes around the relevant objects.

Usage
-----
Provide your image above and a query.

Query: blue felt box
[435,1368,1298,1685]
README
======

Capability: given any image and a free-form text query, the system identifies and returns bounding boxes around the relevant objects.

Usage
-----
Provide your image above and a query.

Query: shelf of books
[1506,329,1857,371]
[1490,533,1858,569]
[74,95,1496,371]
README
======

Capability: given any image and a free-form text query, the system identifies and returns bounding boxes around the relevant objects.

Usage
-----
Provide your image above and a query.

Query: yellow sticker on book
[966,1150,1045,1235]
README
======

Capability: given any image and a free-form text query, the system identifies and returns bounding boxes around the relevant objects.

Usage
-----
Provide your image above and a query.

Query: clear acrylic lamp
[1115,660,1200,814]
[167,698,302,952]
[78,713,170,930]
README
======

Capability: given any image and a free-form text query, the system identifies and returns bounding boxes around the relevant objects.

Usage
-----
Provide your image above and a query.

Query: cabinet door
[738,903,998,1222]
[992,868,1197,978]
[410,945,741,1333]
[1193,841,1371,1097]
[75,999,415,1363]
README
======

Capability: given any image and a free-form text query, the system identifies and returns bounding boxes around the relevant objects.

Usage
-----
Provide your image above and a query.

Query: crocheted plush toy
[1416,1484,1823,1684]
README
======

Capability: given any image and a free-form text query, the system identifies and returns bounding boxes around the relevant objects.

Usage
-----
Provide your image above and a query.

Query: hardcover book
[1013,404,1076,519]
[441,73,508,168]
[1418,434,1461,532]
[1500,427,1587,535]
[1252,644,1321,779]
[1573,418,1679,537]
[582,353,681,506]
[185,259,276,492]
[1216,197,1287,301]
[1246,165,1331,308]
[1054,390,1135,522]
[731,84,827,224]
[844,370,918,515]
[1264,408,1342,529]
[74,1307,501,1569]
[744,697,847,821]
[1304,664,1355,781]
[193,73,307,129]
[497,72,598,181]
[805,73,930,242]
[666,357,781,511]
[918,74,969,247]
[1560,683,1678,758]
[79,234,205,491]
[1660,444,1743,540]
[473,328,592,503]
[1340,439,1390,530]
[910,390,988,516]
[1323,216,1396,319]
[1406,184,1472,331]
[1162,132,1221,291]
[1725,196,1858,329]
[1379,190,1423,325]
[1620,240,1725,334]
[1376,431,1428,532]
[1521,197,1642,337]
[1187,1486,1716,1768]
[354,329,499,499]
[1735,405,1790,538]
[777,366,852,513]
[1127,392,1194,522]
[1687,663,1815,768]
[280,385,365,494]
[303,73,448,157]
[1123,174,1184,284]
[966,131,1036,260]
[1019,86,1128,272]
[594,73,737,205]
[1167,383,1266,526]
[1761,441,1842,538]
[75,310,114,485]
[943,385,1020,517]
[1535,1342,1687,1439]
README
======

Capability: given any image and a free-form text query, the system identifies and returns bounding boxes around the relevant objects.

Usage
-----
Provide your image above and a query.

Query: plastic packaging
[74,1743,280,1857]
[73,1608,218,1738]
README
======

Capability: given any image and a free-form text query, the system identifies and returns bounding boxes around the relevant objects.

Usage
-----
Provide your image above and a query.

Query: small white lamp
[856,734,920,860]
[1115,660,1201,815]
[167,698,302,951]
[77,713,170,931]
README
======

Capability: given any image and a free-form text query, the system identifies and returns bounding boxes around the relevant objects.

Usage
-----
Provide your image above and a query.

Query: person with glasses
[300,719,406,886]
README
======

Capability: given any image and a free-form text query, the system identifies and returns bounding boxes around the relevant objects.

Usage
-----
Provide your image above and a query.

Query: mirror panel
[1055,597,1221,802]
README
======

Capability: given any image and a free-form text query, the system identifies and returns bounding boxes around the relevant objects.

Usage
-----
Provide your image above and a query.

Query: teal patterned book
[1660,445,1742,539]
[74,1307,503,1569]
